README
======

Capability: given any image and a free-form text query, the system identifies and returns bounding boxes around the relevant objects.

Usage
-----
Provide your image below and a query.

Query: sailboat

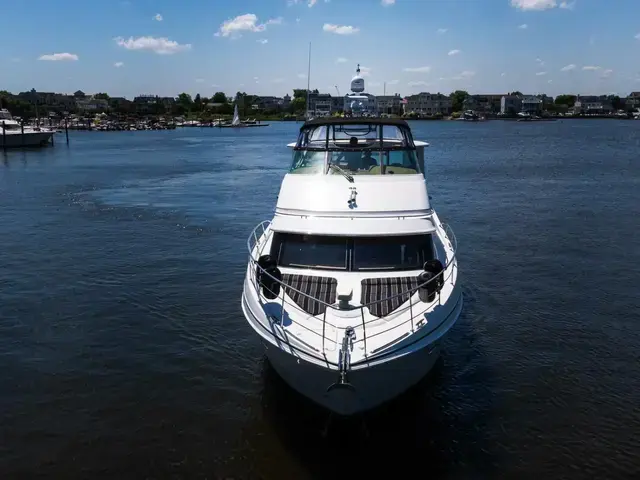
[219,103,269,128]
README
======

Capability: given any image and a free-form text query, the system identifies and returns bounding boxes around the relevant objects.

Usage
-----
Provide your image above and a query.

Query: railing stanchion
[322,311,326,353]
[361,308,367,357]
[410,295,414,332]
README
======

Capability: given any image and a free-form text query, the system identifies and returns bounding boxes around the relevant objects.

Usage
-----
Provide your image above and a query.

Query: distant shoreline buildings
[1,87,639,118]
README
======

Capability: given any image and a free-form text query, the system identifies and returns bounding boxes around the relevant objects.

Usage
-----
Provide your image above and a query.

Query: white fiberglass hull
[0,131,54,147]
[242,290,462,416]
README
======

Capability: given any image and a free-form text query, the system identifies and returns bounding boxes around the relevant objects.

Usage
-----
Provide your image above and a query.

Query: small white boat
[241,117,462,415]
[0,109,54,147]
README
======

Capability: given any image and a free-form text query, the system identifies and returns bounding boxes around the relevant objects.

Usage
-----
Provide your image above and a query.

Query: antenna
[305,42,311,120]
[335,85,340,96]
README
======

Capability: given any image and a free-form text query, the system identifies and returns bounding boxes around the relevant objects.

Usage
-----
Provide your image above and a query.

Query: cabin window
[352,235,434,271]
[270,233,434,271]
[289,150,326,174]
[382,150,420,174]
[271,233,348,270]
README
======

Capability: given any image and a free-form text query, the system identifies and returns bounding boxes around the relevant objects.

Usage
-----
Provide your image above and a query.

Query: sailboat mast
[305,42,311,120]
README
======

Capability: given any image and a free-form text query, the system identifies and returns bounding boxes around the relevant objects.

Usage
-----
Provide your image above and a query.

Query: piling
[64,117,69,145]
[21,122,25,147]
[2,121,5,151]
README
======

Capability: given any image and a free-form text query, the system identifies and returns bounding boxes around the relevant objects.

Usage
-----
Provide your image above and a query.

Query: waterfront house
[521,96,543,114]
[625,92,640,111]
[572,95,613,114]
[500,95,522,115]
[463,94,505,114]
[404,93,452,115]
[376,94,403,115]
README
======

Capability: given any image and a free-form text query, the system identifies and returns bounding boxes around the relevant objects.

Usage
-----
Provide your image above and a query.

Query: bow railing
[245,220,458,367]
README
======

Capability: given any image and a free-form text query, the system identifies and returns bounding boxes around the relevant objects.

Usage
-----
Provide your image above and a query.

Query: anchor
[326,327,356,393]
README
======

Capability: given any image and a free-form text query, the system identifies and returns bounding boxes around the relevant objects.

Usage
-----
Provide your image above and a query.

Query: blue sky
[2,0,639,99]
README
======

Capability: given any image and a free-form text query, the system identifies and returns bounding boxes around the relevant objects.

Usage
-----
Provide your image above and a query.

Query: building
[521,96,543,114]
[17,90,77,111]
[76,96,109,112]
[625,92,640,111]
[500,95,522,115]
[463,94,505,114]
[308,92,332,116]
[572,95,613,114]
[376,94,403,115]
[404,93,452,115]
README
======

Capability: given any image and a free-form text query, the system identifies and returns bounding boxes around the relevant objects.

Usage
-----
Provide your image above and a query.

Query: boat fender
[261,265,282,300]
[256,254,276,283]
[423,259,445,291]
[417,270,437,303]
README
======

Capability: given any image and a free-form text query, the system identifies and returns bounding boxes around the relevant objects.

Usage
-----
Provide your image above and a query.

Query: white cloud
[296,18,301,23]
[323,23,359,35]
[114,61,124,68]
[114,36,191,54]
[518,24,528,29]
[153,13,163,21]
[408,81,430,87]
[582,65,601,71]
[195,78,204,83]
[601,69,613,78]
[358,66,372,77]
[448,49,461,56]
[548,79,553,83]
[272,78,285,83]
[403,66,431,73]
[381,0,396,5]
[561,63,576,71]
[212,84,220,88]
[336,57,348,64]
[536,71,547,76]
[38,52,79,61]
[536,57,545,66]
[452,70,475,80]
[308,0,317,6]
[297,73,307,79]
[635,33,640,40]
[559,1,575,9]
[216,14,282,38]
[257,39,268,44]
[511,0,557,10]
[437,28,448,34]
[501,72,506,77]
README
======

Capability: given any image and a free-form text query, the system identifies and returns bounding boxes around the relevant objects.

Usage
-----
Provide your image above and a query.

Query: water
[1,121,639,479]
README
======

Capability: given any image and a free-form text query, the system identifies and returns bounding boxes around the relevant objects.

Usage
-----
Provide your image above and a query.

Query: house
[76,96,109,112]
[376,94,403,115]
[573,95,613,114]
[404,93,452,115]
[308,92,332,116]
[625,92,640,111]
[500,95,522,115]
[463,94,505,114]
[521,96,543,114]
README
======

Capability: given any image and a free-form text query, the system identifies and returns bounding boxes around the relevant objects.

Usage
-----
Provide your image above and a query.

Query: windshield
[289,122,421,175]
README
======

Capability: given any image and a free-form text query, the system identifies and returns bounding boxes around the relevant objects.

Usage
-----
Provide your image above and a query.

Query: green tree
[509,91,523,97]
[449,90,469,112]
[555,94,576,107]
[212,92,227,103]
[94,93,110,100]
[607,95,623,111]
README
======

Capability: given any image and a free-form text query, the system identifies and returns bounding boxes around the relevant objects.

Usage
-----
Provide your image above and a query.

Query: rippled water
[1,121,639,479]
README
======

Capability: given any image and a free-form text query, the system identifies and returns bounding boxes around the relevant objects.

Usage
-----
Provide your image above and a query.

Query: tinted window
[353,235,434,271]
[383,150,420,174]
[271,233,348,270]
[290,150,325,174]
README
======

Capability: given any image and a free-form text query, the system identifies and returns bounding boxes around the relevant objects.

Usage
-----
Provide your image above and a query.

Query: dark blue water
[1,121,639,479]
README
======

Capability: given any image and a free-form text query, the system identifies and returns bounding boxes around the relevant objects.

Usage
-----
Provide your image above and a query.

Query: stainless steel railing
[245,219,458,366]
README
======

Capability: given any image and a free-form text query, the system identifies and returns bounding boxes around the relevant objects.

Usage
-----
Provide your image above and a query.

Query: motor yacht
[0,109,54,147]
[241,116,462,415]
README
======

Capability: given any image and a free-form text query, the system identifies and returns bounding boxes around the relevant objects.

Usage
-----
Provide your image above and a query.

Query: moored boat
[241,116,462,415]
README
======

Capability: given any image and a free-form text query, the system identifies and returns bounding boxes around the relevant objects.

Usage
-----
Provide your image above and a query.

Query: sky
[2,0,639,99]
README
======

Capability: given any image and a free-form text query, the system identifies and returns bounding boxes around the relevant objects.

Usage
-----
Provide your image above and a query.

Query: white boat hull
[243,289,463,416]
[0,131,54,147]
